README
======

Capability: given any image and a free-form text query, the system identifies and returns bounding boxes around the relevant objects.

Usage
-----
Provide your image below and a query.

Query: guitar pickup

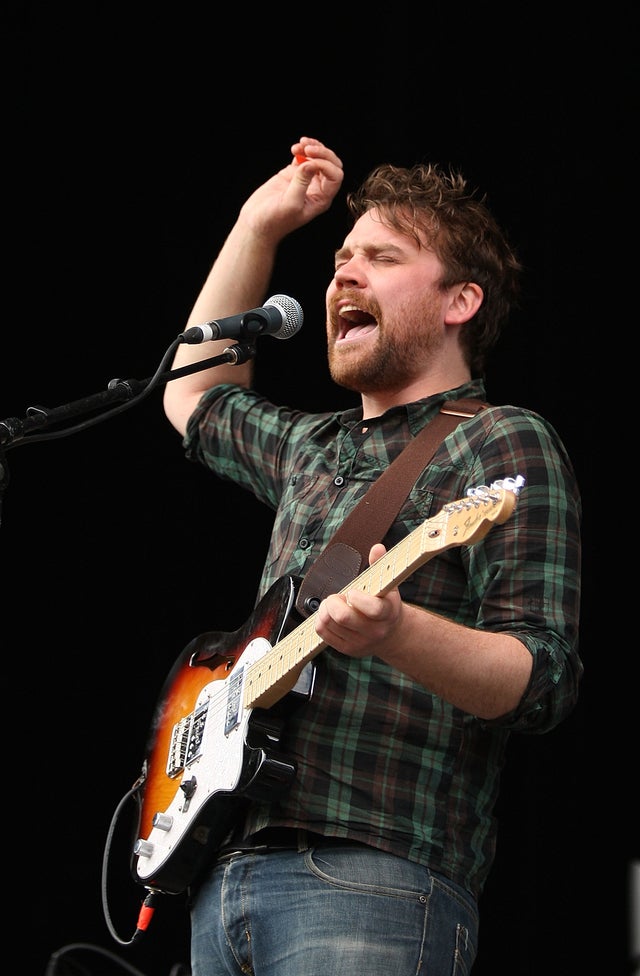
[166,701,209,778]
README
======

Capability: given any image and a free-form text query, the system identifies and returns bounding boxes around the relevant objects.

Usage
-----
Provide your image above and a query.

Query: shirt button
[334,476,345,487]
[299,538,310,549]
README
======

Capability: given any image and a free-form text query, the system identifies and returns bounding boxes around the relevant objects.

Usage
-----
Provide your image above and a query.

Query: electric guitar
[130,476,524,894]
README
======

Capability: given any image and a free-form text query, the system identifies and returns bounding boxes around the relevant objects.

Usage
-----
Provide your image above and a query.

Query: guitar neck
[244,478,522,710]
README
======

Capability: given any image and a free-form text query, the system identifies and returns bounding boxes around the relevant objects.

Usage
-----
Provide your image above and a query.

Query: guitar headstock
[440,475,525,547]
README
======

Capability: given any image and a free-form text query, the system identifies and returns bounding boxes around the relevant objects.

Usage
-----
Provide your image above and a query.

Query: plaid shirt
[184,377,582,898]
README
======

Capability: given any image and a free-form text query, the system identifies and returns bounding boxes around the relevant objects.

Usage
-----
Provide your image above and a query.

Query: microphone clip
[223,342,256,365]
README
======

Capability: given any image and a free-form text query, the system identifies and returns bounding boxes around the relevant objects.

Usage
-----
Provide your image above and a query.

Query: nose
[333,256,366,288]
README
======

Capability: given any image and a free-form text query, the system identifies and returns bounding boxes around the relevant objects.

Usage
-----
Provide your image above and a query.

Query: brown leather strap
[295,398,488,617]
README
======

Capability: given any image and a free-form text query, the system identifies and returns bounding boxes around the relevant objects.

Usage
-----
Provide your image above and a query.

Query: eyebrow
[334,242,407,263]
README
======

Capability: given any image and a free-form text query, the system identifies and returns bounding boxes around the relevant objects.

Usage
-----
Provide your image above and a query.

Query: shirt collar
[336,378,488,433]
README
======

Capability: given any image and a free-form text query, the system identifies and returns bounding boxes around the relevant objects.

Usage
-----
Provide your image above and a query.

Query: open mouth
[337,304,378,341]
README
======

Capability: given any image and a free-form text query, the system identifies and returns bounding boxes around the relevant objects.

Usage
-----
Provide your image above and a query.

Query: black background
[1,5,631,975]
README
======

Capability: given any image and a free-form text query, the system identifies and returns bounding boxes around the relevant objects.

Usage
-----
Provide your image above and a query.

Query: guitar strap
[294,397,489,618]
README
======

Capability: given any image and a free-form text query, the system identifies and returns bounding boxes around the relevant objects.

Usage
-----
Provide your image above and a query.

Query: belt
[215,826,364,863]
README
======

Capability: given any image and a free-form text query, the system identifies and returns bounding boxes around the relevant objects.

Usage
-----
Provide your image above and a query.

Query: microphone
[179,295,303,344]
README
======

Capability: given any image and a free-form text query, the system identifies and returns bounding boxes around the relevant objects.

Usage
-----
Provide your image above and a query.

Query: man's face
[325,209,451,394]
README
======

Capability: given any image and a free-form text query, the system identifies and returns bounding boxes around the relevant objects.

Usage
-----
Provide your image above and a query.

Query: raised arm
[163,136,344,437]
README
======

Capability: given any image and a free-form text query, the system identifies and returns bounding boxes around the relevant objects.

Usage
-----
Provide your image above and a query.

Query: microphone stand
[0,337,256,524]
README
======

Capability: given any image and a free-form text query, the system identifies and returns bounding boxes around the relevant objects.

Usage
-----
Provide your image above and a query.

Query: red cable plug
[133,890,157,941]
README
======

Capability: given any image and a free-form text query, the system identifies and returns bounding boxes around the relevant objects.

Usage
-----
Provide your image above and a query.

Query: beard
[327,293,445,394]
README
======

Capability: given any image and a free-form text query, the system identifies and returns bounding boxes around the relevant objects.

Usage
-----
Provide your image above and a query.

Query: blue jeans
[190,837,478,975]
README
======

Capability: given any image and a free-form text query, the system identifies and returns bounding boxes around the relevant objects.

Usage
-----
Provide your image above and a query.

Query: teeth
[340,304,362,313]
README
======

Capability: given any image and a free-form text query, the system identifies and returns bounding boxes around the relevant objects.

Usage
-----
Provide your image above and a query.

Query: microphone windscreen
[265,295,304,339]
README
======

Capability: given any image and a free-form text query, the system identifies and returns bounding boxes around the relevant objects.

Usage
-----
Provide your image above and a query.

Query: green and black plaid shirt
[184,377,582,898]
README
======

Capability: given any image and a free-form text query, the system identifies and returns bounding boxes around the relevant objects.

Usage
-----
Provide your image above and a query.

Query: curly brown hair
[346,163,522,376]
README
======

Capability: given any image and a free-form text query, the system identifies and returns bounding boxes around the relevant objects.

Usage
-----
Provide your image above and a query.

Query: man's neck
[360,369,472,420]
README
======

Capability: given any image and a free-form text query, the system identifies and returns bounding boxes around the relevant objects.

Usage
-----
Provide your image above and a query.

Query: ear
[444,282,483,325]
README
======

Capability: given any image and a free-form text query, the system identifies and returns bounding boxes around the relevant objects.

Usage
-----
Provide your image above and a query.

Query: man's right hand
[237,136,345,246]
